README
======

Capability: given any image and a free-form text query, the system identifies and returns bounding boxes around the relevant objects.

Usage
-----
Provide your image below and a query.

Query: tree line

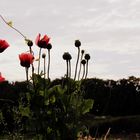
[0,76,140,117]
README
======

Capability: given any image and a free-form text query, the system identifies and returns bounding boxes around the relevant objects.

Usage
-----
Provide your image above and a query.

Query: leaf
[81,99,94,115]
[19,105,31,117]
[48,85,66,96]
[49,95,56,104]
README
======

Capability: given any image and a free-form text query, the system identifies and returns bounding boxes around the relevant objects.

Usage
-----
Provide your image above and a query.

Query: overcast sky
[0,0,140,81]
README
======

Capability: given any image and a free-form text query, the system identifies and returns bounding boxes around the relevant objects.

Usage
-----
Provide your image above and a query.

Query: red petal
[0,39,10,53]
[0,73,5,82]
[41,35,50,44]
[35,33,41,46]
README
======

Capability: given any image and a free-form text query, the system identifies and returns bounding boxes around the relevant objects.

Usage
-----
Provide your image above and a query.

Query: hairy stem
[44,57,46,79]
[85,60,89,79]
[47,49,50,79]
[74,47,80,80]
[25,67,29,82]
[43,57,46,98]
[78,53,84,80]
[66,60,69,78]
[38,48,42,74]
[0,14,26,39]
[68,60,71,78]
[81,64,85,80]
[29,46,34,77]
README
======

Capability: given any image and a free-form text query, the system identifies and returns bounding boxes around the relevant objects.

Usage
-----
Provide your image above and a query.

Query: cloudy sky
[0,0,140,81]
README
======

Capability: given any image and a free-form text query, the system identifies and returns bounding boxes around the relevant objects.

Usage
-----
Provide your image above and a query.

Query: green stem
[85,60,89,79]
[44,57,46,79]
[66,60,69,78]
[44,57,46,99]
[38,48,42,74]
[0,14,26,39]
[74,47,80,80]
[29,46,36,92]
[78,53,84,81]
[81,64,85,80]
[47,49,50,79]
[25,67,29,82]
[68,60,71,78]
[29,46,34,77]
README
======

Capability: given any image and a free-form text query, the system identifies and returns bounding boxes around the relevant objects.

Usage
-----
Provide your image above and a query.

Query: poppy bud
[81,50,85,54]
[42,53,46,58]
[75,40,81,48]
[85,54,90,60]
[27,40,33,47]
[63,52,72,61]
[81,59,86,65]
[47,43,52,50]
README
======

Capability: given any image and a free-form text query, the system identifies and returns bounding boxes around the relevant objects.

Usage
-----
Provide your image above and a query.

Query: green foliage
[0,74,94,139]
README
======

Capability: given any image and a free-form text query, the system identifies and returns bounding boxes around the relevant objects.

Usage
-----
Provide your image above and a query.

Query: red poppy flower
[0,73,5,82]
[19,53,34,68]
[0,39,10,53]
[35,33,50,48]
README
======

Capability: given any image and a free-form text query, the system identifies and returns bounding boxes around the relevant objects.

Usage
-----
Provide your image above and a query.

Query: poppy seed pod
[27,40,33,47]
[81,59,86,65]
[47,43,52,50]
[85,54,90,60]
[63,52,72,60]
[75,40,81,48]
[42,53,46,58]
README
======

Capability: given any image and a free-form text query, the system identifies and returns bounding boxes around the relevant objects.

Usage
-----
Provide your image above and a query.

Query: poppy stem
[78,53,84,81]
[68,60,71,78]
[47,49,50,79]
[38,48,42,74]
[0,14,26,39]
[29,46,34,77]
[43,57,46,98]
[44,56,46,79]
[28,46,36,92]
[66,60,70,95]
[81,64,85,80]
[85,60,89,79]
[25,67,29,82]
[74,47,80,80]
[66,60,69,78]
